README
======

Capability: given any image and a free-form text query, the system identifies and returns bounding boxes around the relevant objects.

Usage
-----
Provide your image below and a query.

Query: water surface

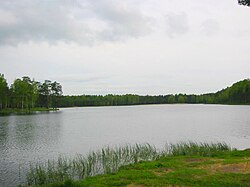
[0,104,250,186]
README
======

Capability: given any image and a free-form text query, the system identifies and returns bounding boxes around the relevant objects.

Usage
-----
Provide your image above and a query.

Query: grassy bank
[61,149,250,187]
[21,142,250,187]
[0,108,59,115]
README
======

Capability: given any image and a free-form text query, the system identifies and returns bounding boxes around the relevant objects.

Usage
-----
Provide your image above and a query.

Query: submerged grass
[24,142,233,186]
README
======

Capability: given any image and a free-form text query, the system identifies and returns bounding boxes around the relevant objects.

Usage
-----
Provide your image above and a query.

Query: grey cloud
[165,12,189,37]
[200,19,219,36]
[91,0,152,41]
[0,0,90,45]
[0,0,152,45]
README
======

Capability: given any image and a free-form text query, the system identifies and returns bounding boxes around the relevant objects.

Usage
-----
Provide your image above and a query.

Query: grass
[46,149,250,187]
[21,142,247,187]
[165,142,233,157]
[25,144,158,186]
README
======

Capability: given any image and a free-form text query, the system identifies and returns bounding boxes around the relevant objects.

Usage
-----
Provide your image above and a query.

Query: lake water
[0,104,250,186]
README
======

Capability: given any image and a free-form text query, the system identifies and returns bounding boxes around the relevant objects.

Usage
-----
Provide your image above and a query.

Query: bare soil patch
[151,168,173,176]
[200,162,250,173]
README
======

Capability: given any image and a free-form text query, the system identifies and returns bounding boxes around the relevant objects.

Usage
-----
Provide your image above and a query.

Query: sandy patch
[200,162,250,173]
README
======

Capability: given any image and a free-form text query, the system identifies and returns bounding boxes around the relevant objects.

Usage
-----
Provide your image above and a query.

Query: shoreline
[21,143,250,187]
[0,108,59,116]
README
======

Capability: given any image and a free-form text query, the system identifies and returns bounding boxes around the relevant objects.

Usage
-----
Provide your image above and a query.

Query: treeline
[1,74,249,110]
[57,79,250,107]
[238,0,250,6]
[0,74,62,110]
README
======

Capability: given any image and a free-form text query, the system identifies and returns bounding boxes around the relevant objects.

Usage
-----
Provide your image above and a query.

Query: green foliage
[177,94,186,103]
[56,79,250,107]
[0,74,9,109]
[38,80,63,109]
[42,149,250,187]
[0,73,63,113]
[11,77,38,110]
[238,0,250,6]
[167,95,175,103]
[23,142,234,186]
[25,144,158,186]
[1,73,249,111]
[228,79,250,104]
[165,142,232,157]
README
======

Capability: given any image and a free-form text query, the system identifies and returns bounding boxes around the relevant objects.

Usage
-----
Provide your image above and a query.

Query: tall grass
[25,144,158,186]
[24,142,233,186]
[165,142,232,157]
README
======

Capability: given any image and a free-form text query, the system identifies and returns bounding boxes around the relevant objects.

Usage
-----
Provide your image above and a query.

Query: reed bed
[165,142,232,157]
[25,142,233,186]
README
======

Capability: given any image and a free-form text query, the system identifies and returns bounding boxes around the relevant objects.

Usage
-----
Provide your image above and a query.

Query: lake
[0,104,250,186]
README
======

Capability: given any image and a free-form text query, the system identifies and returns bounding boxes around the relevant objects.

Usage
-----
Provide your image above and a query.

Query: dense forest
[0,73,249,112]
[57,79,250,107]
[0,74,62,111]
[238,0,250,6]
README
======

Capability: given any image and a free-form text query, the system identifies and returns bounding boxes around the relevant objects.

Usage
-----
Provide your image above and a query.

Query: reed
[166,142,232,156]
[24,142,232,186]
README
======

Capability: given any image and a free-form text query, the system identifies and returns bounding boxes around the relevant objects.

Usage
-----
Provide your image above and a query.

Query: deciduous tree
[238,0,250,6]
[0,74,8,109]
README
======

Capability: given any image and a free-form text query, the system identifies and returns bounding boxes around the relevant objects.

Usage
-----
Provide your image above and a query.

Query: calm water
[0,104,250,186]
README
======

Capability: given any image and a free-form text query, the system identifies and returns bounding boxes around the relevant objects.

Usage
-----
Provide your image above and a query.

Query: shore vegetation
[57,79,250,107]
[0,74,62,115]
[21,142,248,187]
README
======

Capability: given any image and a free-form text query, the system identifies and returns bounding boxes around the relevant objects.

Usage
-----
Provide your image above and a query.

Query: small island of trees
[0,74,62,114]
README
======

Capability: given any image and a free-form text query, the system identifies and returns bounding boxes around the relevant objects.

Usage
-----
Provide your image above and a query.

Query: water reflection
[0,112,62,187]
[0,118,8,148]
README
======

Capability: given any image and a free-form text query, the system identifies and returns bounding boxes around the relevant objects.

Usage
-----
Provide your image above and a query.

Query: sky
[0,0,250,95]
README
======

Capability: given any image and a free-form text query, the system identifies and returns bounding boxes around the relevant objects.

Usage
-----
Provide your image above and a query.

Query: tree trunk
[21,97,24,110]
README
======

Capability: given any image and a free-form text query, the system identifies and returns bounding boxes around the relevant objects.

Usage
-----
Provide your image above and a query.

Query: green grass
[44,149,250,187]
[21,142,248,187]
[165,142,233,157]
[25,144,158,186]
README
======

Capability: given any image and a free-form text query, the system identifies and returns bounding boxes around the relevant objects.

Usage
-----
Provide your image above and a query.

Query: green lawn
[45,149,250,187]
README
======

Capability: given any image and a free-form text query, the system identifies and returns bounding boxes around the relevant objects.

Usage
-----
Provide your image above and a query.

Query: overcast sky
[1,0,250,95]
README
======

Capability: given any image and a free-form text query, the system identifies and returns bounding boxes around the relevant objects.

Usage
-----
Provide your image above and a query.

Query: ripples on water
[0,104,250,186]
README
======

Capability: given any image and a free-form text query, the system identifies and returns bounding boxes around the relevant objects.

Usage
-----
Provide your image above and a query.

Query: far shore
[0,108,59,116]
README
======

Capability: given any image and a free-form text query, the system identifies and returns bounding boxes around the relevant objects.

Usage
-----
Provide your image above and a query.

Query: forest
[0,73,249,112]
[58,79,250,107]
[0,74,62,111]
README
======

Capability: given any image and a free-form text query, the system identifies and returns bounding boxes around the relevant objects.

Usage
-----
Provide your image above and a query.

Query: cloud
[0,0,152,46]
[200,19,219,36]
[55,74,111,84]
[165,12,189,37]
[91,0,152,41]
